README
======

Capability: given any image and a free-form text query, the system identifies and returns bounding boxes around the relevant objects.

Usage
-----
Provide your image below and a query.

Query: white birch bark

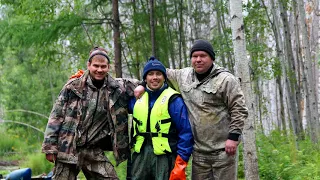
[297,0,319,143]
[229,0,259,179]
[278,0,304,140]
[269,0,290,134]
[292,0,307,137]
[313,0,320,117]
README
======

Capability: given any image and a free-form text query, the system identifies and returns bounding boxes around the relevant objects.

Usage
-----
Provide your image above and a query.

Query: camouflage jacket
[42,70,137,165]
[167,64,248,154]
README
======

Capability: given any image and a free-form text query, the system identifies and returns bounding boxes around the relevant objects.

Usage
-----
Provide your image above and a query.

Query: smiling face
[191,51,213,74]
[87,55,110,81]
[145,70,165,90]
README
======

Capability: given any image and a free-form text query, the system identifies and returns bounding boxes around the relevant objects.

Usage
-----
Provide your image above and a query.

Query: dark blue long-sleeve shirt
[128,83,194,162]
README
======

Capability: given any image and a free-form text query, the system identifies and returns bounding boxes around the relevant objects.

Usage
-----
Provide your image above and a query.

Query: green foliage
[257,130,320,179]
[237,144,245,178]
[20,153,54,176]
[0,129,26,157]
[271,57,282,78]
[0,14,84,47]
[0,47,72,143]
[243,0,275,81]
[104,151,127,180]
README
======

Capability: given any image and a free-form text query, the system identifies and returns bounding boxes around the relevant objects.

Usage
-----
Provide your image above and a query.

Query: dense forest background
[0,0,319,179]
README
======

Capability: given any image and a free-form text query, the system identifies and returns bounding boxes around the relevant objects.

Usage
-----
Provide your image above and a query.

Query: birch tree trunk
[297,0,319,143]
[311,0,320,116]
[112,0,122,77]
[278,0,303,140]
[292,1,306,140]
[308,0,319,93]
[229,0,259,179]
[268,0,299,142]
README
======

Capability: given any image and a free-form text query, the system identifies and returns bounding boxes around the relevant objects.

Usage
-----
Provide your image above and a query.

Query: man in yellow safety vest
[128,57,194,180]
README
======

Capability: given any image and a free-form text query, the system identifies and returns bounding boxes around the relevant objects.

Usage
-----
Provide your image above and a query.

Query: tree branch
[0,119,44,135]
[4,109,49,119]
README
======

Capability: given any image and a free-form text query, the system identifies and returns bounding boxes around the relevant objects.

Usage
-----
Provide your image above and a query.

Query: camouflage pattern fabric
[52,147,118,180]
[42,70,138,165]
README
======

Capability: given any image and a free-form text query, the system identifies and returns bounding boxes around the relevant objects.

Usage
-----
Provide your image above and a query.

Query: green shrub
[105,151,127,180]
[0,132,26,158]
[257,130,320,180]
[20,153,54,176]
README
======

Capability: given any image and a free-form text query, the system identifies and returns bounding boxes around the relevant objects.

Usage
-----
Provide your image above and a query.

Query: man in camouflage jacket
[42,47,138,180]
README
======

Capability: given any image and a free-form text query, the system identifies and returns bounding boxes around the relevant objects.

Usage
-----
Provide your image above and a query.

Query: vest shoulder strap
[168,93,181,104]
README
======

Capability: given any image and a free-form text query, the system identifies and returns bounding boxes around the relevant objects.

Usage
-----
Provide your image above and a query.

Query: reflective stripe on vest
[132,87,179,155]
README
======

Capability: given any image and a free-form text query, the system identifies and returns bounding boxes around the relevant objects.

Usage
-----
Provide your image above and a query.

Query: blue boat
[3,168,52,180]
[5,168,31,180]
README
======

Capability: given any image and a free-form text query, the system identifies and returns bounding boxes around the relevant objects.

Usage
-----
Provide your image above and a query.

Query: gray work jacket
[167,64,248,153]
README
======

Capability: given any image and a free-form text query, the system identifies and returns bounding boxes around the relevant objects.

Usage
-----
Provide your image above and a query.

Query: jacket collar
[192,64,229,83]
[68,70,119,98]
[146,83,168,100]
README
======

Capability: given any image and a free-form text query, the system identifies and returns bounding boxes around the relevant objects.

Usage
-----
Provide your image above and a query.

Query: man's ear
[87,61,91,68]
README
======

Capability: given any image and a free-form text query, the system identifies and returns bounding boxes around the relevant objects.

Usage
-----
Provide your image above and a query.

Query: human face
[145,70,165,90]
[87,56,110,81]
[191,51,213,74]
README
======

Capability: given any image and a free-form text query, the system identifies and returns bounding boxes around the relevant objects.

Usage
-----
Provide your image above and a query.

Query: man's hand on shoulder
[134,85,146,99]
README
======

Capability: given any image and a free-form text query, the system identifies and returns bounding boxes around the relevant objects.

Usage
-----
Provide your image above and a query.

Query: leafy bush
[20,153,54,176]
[0,131,26,158]
[257,130,320,180]
[105,151,127,180]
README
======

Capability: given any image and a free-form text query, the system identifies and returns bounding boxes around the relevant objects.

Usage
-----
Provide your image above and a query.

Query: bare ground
[0,160,19,166]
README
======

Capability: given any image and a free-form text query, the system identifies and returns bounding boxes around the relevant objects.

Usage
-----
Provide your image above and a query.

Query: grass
[20,153,54,176]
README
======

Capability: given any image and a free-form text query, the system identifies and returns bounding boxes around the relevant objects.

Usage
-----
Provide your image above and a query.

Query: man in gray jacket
[135,39,248,180]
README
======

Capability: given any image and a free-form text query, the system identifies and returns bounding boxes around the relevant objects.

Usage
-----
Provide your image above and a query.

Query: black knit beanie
[142,56,167,80]
[189,39,215,61]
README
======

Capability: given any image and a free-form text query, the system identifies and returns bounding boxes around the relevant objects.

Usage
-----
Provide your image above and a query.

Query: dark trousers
[130,142,175,180]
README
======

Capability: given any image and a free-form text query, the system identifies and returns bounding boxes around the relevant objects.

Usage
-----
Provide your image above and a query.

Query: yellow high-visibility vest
[132,87,179,155]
